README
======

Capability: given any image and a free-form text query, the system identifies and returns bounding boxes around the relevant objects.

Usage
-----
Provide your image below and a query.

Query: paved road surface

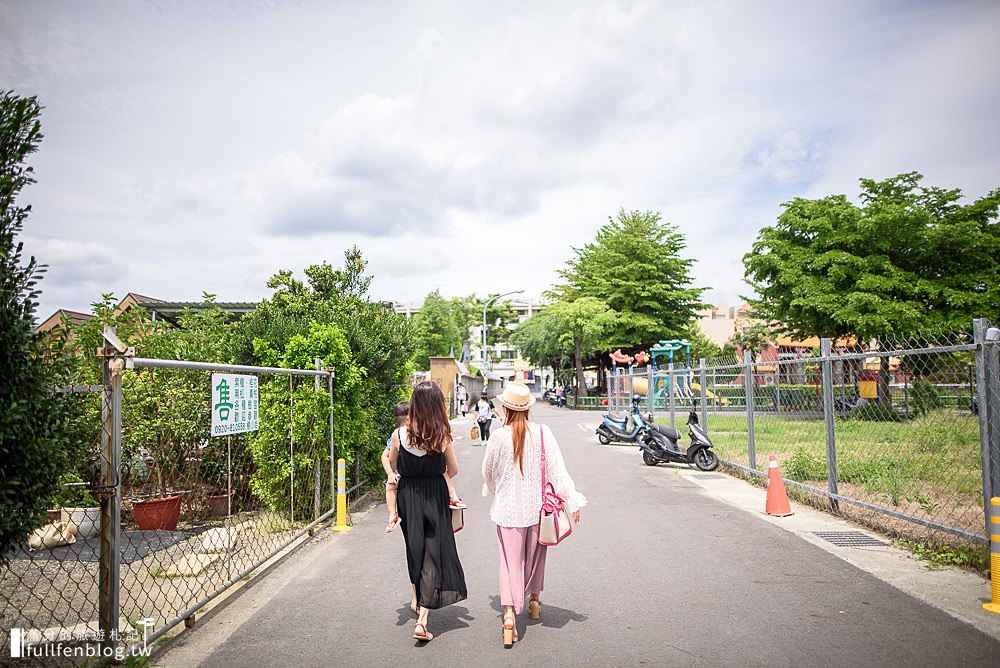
[154,401,1000,667]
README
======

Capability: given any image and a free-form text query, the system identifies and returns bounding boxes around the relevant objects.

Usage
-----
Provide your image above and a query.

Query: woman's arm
[542,424,587,515]
[443,443,460,479]
[481,432,498,496]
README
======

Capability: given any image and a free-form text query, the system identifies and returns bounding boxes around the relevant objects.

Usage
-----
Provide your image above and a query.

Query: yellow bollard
[331,458,352,532]
[985,497,1000,614]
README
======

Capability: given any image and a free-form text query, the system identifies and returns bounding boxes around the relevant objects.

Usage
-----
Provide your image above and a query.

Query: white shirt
[477,398,493,421]
[481,422,586,528]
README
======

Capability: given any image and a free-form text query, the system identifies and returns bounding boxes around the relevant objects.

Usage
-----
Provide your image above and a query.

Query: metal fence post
[668,363,676,429]
[988,328,1000,511]
[744,350,757,472]
[647,364,654,416]
[821,338,840,513]
[314,359,322,521]
[328,369,335,513]
[98,326,126,656]
[974,318,997,534]
[699,358,708,429]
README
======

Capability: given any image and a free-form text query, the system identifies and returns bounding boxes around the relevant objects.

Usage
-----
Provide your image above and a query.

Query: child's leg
[386,481,399,531]
[386,483,398,518]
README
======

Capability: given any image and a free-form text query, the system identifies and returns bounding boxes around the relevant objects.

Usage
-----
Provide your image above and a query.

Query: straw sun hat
[498,383,536,411]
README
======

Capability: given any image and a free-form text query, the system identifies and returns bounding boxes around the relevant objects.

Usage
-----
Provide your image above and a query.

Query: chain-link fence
[0,328,357,663]
[604,318,1000,555]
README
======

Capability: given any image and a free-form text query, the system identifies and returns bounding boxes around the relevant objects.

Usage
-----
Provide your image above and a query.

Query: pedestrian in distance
[383,401,465,534]
[476,390,498,445]
[481,382,586,647]
[387,381,468,642]
[457,382,469,417]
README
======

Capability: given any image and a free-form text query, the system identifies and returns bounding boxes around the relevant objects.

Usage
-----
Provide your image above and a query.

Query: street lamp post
[482,289,523,372]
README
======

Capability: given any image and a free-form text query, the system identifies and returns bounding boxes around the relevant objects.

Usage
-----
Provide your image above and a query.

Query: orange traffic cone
[764,454,793,517]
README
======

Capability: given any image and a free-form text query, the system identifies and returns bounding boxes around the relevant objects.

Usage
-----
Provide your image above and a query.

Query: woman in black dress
[388,381,468,641]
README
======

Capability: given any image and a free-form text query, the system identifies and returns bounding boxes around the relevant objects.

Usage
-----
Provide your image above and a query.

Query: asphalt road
[154,401,1000,667]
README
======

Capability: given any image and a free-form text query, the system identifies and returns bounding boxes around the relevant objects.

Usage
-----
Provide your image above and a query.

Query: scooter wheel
[642,451,659,467]
[693,448,719,471]
[598,432,611,445]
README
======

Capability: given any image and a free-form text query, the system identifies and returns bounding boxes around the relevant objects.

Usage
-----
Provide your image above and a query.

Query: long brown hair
[405,381,452,453]
[504,406,530,474]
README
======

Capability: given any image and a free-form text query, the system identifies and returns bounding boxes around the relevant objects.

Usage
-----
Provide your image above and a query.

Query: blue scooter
[595,395,650,445]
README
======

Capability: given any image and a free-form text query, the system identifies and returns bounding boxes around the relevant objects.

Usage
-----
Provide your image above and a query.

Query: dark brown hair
[405,381,452,453]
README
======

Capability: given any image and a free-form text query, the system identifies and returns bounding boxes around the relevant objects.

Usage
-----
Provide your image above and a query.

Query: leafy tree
[231,249,413,484]
[121,297,232,498]
[683,324,724,361]
[744,172,1000,337]
[551,209,707,347]
[304,245,372,300]
[410,290,463,369]
[0,92,74,563]
[250,322,363,519]
[730,322,775,362]
[510,306,570,374]
[744,172,1000,402]
[480,294,520,349]
[541,297,617,402]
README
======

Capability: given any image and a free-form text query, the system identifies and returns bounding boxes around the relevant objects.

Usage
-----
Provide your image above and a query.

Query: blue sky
[4,0,999,319]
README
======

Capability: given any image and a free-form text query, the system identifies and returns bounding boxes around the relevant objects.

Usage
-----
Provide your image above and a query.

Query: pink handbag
[537,427,572,546]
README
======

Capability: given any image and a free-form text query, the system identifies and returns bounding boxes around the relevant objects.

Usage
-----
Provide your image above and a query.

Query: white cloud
[1,0,997,320]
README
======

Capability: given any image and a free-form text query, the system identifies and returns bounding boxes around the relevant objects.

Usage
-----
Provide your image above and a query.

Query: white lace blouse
[481,422,587,528]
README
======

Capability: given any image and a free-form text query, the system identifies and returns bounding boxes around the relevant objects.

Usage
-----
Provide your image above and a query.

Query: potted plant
[133,493,184,531]
[206,490,234,518]
[52,473,101,539]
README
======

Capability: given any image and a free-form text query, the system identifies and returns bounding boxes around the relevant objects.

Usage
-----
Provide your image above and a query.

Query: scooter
[639,407,720,471]
[543,388,567,407]
[596,395,650,445]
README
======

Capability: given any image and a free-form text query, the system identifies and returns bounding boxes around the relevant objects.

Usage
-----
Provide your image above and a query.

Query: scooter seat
[650,423,681,440]
[606,412,628,421]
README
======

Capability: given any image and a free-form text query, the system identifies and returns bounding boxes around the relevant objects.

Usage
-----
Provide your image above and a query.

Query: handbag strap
[538,424,547,493]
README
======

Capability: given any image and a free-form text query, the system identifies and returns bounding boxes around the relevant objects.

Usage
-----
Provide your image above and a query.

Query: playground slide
[689,381,730,405]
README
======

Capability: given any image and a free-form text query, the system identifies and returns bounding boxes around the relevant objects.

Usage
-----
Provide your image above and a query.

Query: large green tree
[231,249,413,482]
[0,92,73,562]
[510,306,570,374]
[410,290,464,369]
[744,172,1000,403]
[537,297,617,402]
[551,209,707,347]
[744,172,1000,339]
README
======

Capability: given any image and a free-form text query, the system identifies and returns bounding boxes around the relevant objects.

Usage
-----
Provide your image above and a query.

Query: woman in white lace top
[481,383,586,647]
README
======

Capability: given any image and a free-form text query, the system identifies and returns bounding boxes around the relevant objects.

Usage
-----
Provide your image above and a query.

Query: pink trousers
[496,524,547,614]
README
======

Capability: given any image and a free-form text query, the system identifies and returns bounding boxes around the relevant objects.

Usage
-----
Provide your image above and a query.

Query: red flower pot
[133,494,183,531]
[207,492,233,518]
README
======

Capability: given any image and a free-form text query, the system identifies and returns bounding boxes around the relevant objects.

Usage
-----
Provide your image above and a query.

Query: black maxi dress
[396,438,468,609]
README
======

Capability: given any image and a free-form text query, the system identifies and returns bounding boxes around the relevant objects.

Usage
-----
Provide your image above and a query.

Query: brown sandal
[413,622,433,642]
[528,599,541,620]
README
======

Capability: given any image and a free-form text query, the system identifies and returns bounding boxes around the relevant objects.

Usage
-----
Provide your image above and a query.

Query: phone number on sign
[212,422,258,435]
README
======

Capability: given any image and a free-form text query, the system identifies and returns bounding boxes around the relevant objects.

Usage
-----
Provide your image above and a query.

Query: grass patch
[895,538,988,572]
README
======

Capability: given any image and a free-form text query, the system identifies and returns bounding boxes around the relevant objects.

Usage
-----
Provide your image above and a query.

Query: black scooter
[639,407,719,471]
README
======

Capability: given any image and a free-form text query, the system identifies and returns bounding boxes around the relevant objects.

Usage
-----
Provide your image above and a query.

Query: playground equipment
[650,339,692,398]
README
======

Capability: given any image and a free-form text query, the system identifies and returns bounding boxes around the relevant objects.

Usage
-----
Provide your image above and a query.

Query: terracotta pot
[207,492,233,518]
[133,494,183,531]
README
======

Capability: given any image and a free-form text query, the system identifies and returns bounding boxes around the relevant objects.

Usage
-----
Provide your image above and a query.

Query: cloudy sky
[4,0,999,319]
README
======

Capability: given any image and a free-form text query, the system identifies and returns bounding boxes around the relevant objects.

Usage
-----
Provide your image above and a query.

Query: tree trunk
[574,336,588,408]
